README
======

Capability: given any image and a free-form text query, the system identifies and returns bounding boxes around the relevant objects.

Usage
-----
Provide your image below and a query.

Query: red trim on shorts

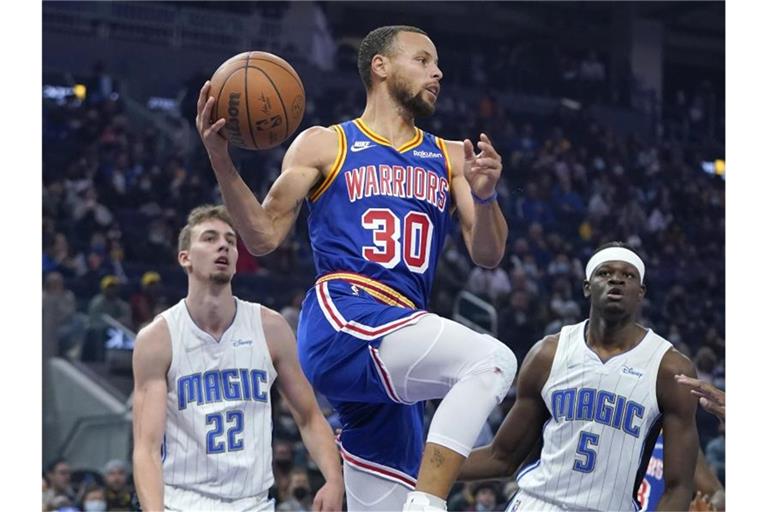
[316,282,428,340]
[369,346,412,405]
[317,282,348,327]
[338,442,417,489]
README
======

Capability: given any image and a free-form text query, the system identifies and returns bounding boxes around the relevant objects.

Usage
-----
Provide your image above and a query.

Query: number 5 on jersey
[361,208,433,273]
[573,431,600,473]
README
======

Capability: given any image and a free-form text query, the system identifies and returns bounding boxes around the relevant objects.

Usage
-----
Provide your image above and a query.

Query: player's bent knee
[470,337,517,403]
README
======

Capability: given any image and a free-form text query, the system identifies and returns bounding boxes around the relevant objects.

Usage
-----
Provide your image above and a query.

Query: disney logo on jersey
[621,365,645,378]
[350,140,375,152]
[412,149,443,159]
[232,339,254,347]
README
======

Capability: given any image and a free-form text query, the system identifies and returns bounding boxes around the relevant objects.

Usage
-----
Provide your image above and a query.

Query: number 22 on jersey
[206,410,244,454]
[361,208,434,273]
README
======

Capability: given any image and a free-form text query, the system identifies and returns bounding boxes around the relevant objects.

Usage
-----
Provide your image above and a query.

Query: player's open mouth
[215,257,229,265]
[425,84,440,98]
[606,288,623,300]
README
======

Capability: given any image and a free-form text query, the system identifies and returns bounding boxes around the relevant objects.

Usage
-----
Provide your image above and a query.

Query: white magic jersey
[516,320,672,512]
[160,298,277,499]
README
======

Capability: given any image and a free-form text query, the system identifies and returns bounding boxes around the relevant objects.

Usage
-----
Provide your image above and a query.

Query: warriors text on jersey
[306,118,453,309]
[160,298,277,499]
[517,320,672,511]
[296,119,454,484]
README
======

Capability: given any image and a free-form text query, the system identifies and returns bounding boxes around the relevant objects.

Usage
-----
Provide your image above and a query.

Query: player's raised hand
[312,479,344,512]
[675,375,725,423]
[463,133,502,201]
[195,81,229,163]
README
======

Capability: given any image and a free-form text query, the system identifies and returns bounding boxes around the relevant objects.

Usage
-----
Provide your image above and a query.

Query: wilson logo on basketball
[226,93,247,148]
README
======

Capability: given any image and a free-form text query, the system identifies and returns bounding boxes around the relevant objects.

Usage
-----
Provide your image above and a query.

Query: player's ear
[371,54,389,82]
[638,283,646,299]
[178,250,191,271]
[582,279,591,298]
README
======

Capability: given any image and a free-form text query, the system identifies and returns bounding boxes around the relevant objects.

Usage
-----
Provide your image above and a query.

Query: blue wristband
[472,190,498,204]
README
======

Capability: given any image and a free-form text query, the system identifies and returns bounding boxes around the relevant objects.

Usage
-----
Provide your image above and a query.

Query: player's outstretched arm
[131,317,172,511]
[196,81,338,256]
[444,135,508,269]
[459,336,556,481]
[656,349,700,511]
[262,308,344,512]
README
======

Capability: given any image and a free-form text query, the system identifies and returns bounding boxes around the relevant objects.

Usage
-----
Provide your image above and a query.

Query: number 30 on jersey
[361,208,434,273]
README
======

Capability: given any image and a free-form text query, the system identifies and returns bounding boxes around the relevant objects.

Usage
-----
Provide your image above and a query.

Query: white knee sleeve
[376,315,519,457]
[466,336,518,404]
[425,337,517,456]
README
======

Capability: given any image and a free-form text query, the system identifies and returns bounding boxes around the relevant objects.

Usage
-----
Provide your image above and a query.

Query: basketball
[209,51,305,150]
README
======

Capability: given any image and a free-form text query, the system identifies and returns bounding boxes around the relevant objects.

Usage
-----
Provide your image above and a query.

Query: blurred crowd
[43,458,134,512]
[43,31,724,510]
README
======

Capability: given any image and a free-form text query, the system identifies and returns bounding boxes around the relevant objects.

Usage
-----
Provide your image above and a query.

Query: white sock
[403,491,447,511]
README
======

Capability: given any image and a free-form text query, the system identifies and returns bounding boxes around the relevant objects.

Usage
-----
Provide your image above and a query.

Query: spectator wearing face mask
[277,469,313,511]
[78,483,107,512]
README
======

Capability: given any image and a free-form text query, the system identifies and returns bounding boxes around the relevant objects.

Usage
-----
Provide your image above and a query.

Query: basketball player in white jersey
[459,242,700,511]
[132,205,344,511]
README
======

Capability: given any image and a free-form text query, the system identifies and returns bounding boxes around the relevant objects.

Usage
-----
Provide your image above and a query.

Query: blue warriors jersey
[306,118,454,309]
[637,433,665,511]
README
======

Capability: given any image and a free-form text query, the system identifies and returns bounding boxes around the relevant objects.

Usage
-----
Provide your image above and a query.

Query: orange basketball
[209,51,305,150]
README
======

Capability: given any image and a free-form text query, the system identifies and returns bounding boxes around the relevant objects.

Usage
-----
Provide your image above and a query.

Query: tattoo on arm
[430,448,446,467]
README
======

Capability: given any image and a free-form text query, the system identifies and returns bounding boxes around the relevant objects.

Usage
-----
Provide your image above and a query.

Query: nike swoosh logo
[350,143,374,152]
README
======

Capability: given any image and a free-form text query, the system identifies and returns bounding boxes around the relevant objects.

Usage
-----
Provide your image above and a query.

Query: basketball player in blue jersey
[132,205,343,511]
[459,242,700,511]
[196,25,518,511]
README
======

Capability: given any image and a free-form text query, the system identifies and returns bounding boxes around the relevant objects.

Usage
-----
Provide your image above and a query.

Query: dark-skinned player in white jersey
[459,242,700,511]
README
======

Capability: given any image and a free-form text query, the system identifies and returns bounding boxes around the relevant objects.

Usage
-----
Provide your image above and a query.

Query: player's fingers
[208,118,226,134]
[676,374,705,391]
[315,495,329,512]
[478,137,499,159]
[475,157,501,168]
[695,384,723,404]
[201,96,216,126]
[197,81,211,111]
[463,139,475,160]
